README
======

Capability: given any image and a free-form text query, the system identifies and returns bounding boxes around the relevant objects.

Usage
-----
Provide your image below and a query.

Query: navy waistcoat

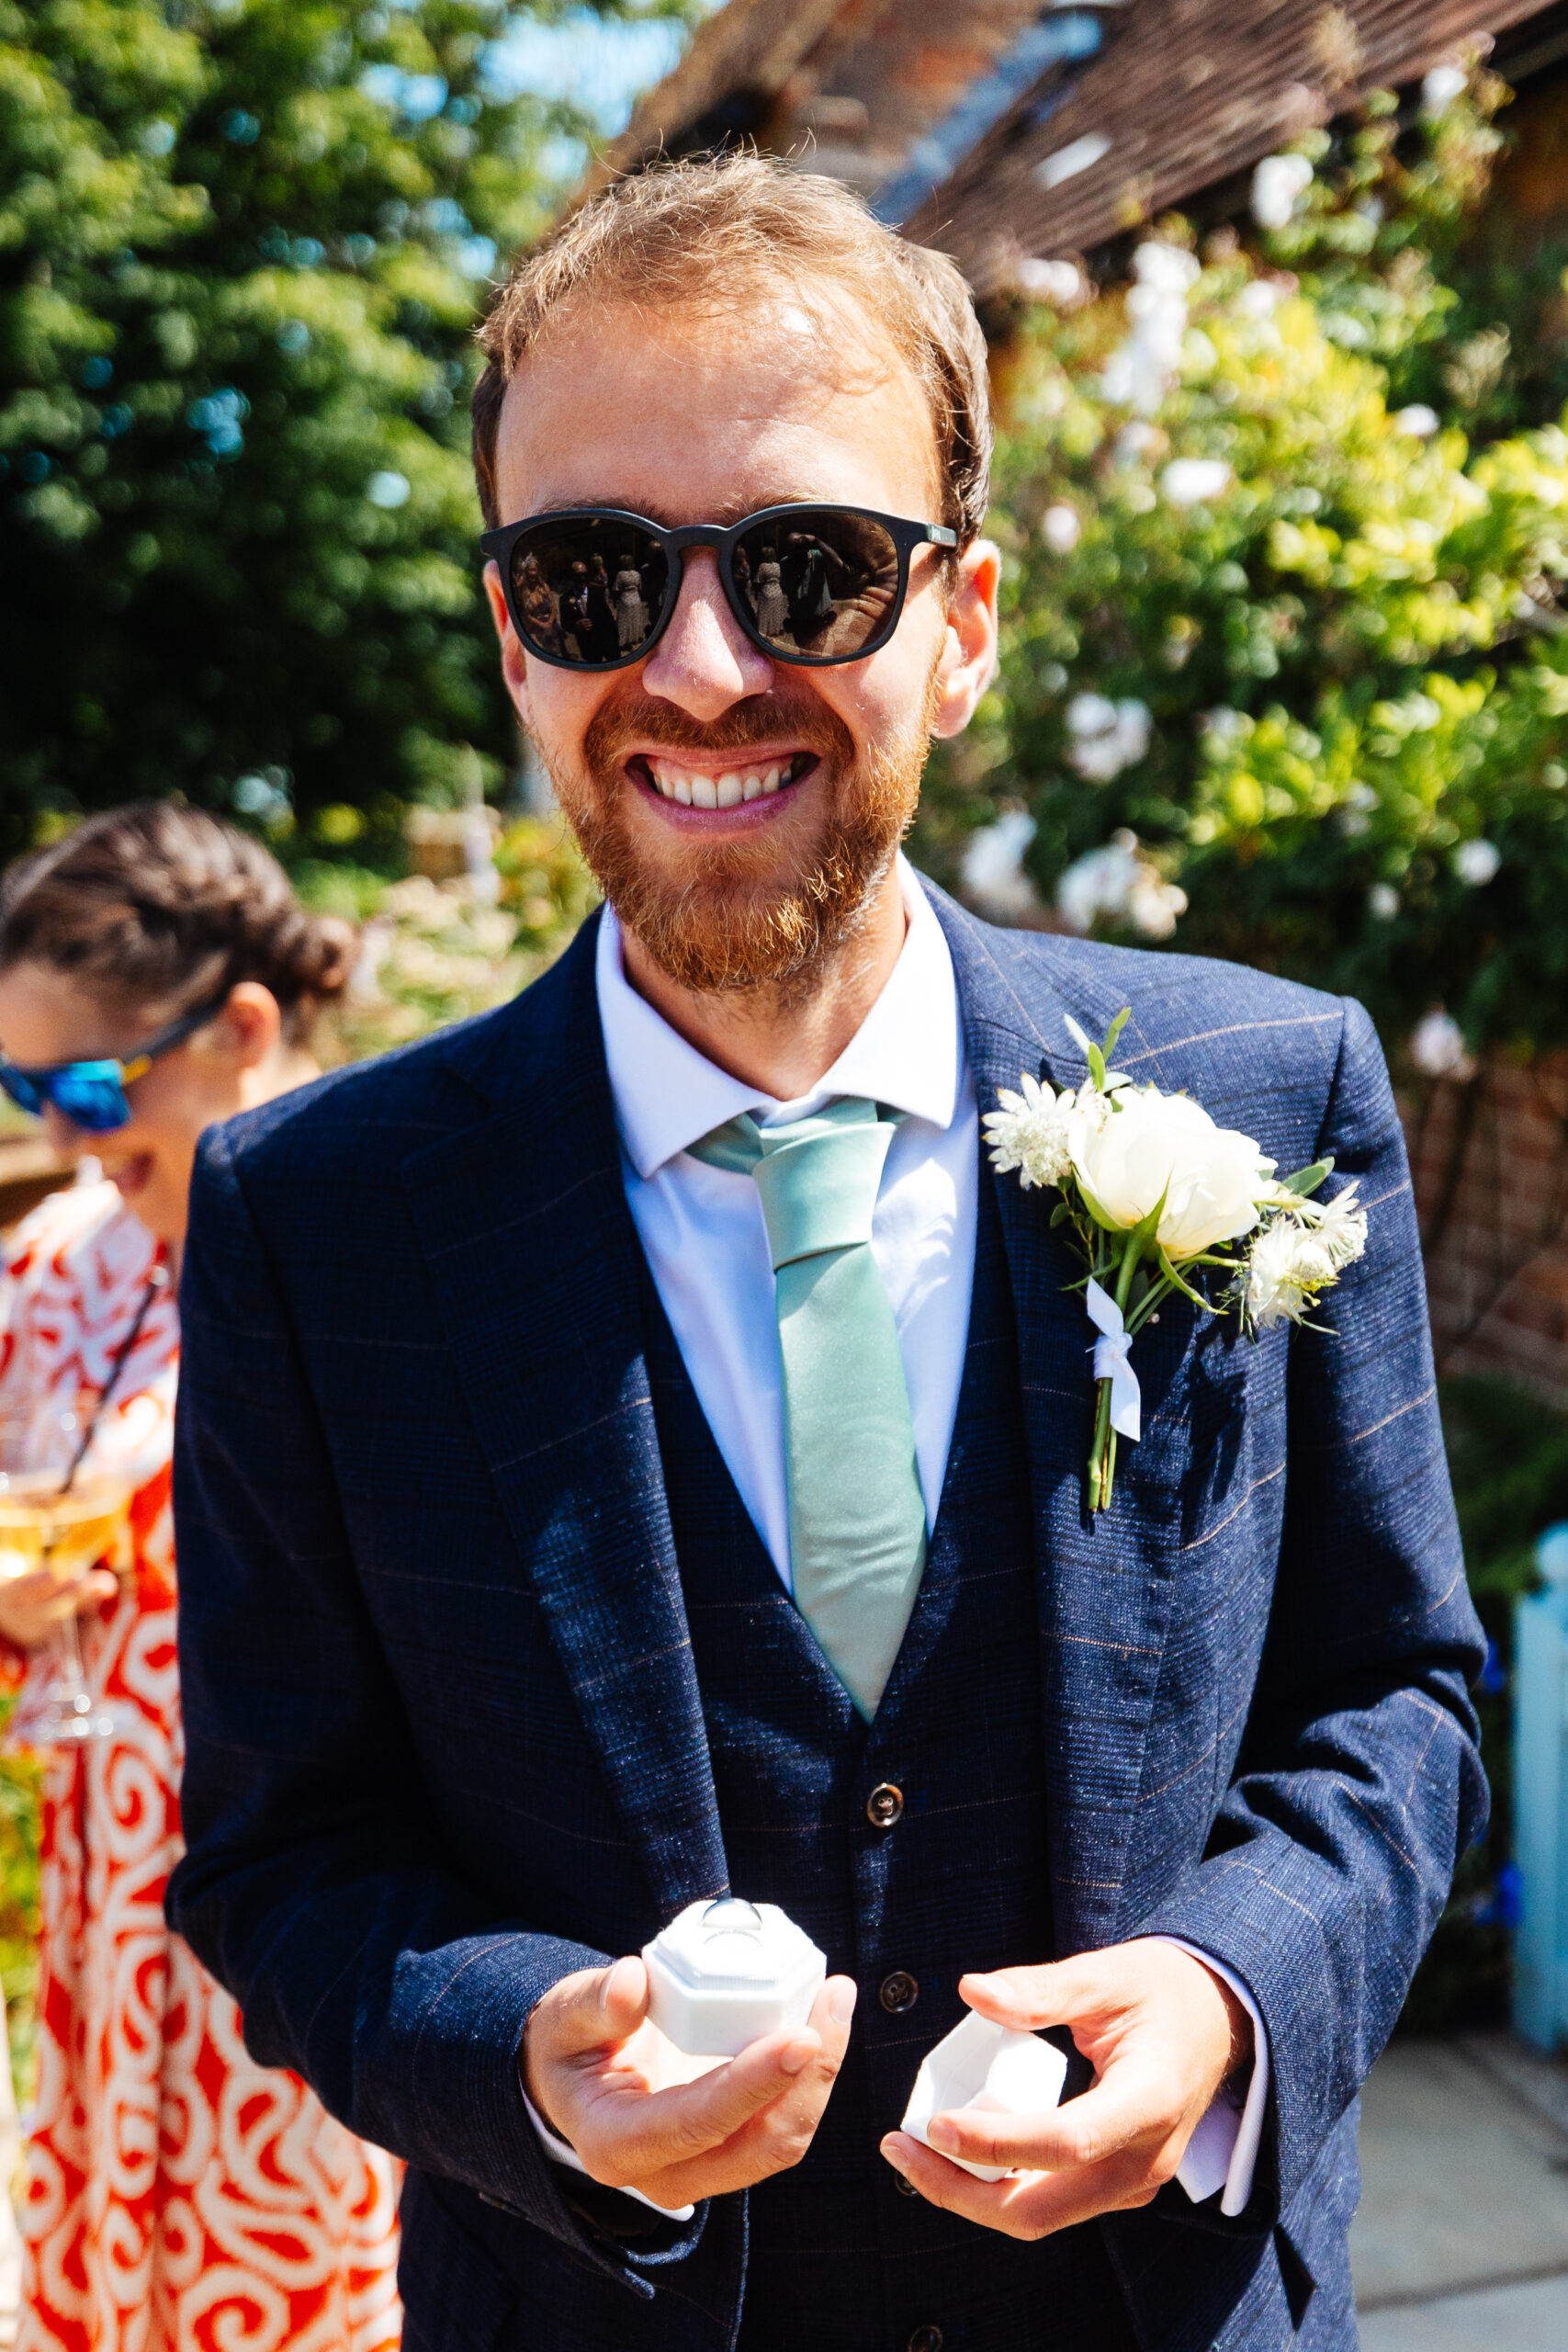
[643,1163,1137,2352]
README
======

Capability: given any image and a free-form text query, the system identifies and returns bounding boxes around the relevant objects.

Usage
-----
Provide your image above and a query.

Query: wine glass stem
[54,1606,89,1702]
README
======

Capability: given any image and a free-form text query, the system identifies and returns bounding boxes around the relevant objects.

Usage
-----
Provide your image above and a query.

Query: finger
[587,2018,825,2181]
[958,1954,1123,2032]
[536,1955,650,2064]
[880,2132,1165,2241]
[927,2056,1178,2175]
[634,1979,856,2204]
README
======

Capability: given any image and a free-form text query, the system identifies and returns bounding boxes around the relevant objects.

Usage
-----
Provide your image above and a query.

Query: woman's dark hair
[0,803,355,1046]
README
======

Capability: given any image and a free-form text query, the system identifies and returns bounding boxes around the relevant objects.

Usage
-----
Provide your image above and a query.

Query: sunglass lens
[735,510,900,660]
[48,1073,131,1133]
[0,1068,44,1119]
[509,518,670,666]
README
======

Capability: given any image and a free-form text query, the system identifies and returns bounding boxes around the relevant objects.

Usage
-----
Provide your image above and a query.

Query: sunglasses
[0,995,229,1134]
[480,503,959,673]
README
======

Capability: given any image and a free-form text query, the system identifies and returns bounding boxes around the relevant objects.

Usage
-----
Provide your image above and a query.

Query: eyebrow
[523,493,836,528]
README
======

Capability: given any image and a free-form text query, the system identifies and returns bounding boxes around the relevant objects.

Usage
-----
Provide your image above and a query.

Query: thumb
[544,1954,651,2060]
[958,1953,1118,2033]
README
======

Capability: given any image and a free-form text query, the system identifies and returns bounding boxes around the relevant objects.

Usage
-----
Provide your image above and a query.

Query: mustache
[583,689,855,768]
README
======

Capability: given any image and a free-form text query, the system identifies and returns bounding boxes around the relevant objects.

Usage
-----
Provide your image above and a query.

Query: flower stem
[1089,1233,1145,1512]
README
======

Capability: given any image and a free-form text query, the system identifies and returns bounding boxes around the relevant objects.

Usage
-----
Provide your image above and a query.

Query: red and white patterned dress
[0,1181,401,2352]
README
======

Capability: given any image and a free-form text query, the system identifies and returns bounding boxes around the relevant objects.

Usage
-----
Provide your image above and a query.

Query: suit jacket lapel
[930,884,1179,1953]
[400,917,728,1917]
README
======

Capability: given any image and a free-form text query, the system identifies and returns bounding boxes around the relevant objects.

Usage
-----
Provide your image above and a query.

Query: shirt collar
[596,853,962,1181]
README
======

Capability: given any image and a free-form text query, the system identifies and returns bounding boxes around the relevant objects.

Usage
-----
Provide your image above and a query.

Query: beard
[536,676,938,996]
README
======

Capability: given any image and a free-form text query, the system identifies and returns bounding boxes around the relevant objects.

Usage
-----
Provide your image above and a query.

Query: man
[169,156,1486,2352]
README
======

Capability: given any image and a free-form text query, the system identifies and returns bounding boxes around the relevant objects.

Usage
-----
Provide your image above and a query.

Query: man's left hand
[880,1939,1252,2239]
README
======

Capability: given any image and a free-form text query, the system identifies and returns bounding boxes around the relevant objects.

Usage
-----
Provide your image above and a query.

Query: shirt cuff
[1150,1938,1269,2218]
[519,2083,696,2222]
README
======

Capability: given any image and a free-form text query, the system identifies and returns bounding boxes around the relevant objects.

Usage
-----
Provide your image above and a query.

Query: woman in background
[0,805,400,2352]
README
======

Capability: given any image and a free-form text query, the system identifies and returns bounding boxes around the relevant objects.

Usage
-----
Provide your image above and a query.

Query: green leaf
[1101,1007,1132,1065]
[1156,1246,1213,1310]
[1278,1159,1335,1198]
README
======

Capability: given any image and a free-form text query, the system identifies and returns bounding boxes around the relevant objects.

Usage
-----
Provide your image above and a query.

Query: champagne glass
[0,1405,133,1748]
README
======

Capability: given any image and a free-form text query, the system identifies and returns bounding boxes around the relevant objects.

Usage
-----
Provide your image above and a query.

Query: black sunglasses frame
[480,503,959,673]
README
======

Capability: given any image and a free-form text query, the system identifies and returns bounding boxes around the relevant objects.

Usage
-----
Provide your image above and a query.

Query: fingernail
[830,1982,857,2026]
[880,2138,908,2174]
[928,2118,957,2153]
[779,2035,818,2075]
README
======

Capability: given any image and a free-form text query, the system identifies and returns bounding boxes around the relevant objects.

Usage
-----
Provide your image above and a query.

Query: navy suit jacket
[168,883,1486,2350]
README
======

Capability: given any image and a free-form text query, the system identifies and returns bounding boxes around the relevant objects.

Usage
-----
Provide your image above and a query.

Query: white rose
[1067,1086,1273,1261]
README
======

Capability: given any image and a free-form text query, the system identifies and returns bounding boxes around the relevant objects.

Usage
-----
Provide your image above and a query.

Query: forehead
[492,292,942,527]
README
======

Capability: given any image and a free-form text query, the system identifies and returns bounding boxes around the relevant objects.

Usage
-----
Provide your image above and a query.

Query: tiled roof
[582,0,1556,288]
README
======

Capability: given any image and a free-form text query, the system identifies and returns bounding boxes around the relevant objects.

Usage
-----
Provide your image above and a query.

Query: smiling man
[169,158,1486,2352]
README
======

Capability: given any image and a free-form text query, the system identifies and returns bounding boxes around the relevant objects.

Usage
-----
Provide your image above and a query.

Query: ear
[931,538,1001,741]
[218,982,283,1070]
[484,559,531,725]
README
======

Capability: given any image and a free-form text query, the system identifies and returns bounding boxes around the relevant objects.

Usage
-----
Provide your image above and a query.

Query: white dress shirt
[526,857,1268,2218]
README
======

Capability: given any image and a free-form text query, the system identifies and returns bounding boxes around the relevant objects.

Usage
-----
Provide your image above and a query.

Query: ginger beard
[538,665,942,996]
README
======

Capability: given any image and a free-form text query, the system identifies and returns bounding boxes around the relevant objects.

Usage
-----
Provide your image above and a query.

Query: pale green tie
[691,1099,927,1719]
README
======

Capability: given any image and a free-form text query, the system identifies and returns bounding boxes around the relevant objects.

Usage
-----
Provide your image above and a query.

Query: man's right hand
[523,1954,856,2211]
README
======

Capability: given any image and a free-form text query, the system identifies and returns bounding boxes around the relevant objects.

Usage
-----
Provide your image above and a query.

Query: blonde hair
[471,152,991,547]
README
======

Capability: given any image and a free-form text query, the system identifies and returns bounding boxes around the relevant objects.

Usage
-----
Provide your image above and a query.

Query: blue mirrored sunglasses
[0,996,229,1134]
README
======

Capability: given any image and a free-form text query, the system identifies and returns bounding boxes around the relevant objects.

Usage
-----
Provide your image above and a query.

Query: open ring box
[644,1897,827,2058]
[900,2011,1069,2181]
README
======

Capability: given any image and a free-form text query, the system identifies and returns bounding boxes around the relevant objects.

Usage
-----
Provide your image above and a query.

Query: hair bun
[0,802,359,1045]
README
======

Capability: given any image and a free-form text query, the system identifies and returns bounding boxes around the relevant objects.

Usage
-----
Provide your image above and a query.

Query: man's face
[485,293,996,994]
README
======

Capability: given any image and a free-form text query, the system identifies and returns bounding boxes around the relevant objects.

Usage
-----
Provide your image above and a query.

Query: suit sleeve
[1136,997,1487,2223]
[166,1123,707,2296]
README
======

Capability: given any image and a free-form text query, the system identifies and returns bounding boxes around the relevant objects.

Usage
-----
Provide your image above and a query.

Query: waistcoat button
[866,1781,904,1828]
[908,2329,943,2352]
[879,1970,919,2013]
[895,2169,919,2197]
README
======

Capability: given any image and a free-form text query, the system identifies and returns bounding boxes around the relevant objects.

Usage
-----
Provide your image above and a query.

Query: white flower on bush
[1369,883,1401,919]
[1452,837,1500,886]
[1422,63,1469,118]
[1236,279,1282,321]
[1069,1086,1274,1261]
[1066,694,1151,781]
[1101,243,1199,413]
[1409,1009,1477,1081]
[1042,503,1082,553]
[1251,153,1314,231]
[961,810,1043,922]
[1056,830,1188,939]
[1393,403,1439,438]
[983,1073,1077,1191]
[1201,706,1253,749]
[1161,458,1231,506]
[1016,256,1085,306]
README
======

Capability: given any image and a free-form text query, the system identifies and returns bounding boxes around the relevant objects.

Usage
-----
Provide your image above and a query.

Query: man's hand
[880,1939,1251,2239]
[524,1954,857,2211]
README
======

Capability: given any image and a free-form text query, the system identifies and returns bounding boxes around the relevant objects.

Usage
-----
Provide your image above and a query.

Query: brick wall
[1407,1055,1568,1403]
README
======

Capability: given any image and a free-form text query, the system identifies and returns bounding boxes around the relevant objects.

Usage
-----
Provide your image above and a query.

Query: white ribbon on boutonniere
[984,1010,1370,1512]
[1084,1278,1141,1443]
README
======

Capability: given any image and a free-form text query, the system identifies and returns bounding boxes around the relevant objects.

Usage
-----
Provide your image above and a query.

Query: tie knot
[691,1098,897,1271]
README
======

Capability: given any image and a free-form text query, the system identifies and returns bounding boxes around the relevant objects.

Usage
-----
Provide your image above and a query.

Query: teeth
[742,774,761,802]
[716,772,742,808]
[691,775,717,809]
[762,765,780,795]
[671,771,692,805]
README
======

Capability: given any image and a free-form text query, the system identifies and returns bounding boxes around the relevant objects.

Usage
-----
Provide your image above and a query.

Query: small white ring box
[643,1898,827,2058]
[901,2010,1069,2181]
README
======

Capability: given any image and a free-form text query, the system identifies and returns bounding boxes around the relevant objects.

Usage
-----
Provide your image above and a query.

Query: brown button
[879,1970,919,2014]
[895,2170,919,2198]
[908,2329,943,2352]
[866,1781,904,1828]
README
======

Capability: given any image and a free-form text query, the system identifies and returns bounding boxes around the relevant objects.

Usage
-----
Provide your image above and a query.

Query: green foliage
[0,1702,39,2116]
[1399,1377,1568,2032]
[920,72,1568,1063]
[0,0,690,863]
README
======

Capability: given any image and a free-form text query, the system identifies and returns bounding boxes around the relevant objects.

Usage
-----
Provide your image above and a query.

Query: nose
[639,548,774,723]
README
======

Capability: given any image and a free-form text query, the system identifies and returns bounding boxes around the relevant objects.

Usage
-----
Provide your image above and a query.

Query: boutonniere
[984,1009,1369,1512]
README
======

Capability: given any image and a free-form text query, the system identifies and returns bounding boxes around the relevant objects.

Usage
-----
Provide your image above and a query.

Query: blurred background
[8,1,1568,2340]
